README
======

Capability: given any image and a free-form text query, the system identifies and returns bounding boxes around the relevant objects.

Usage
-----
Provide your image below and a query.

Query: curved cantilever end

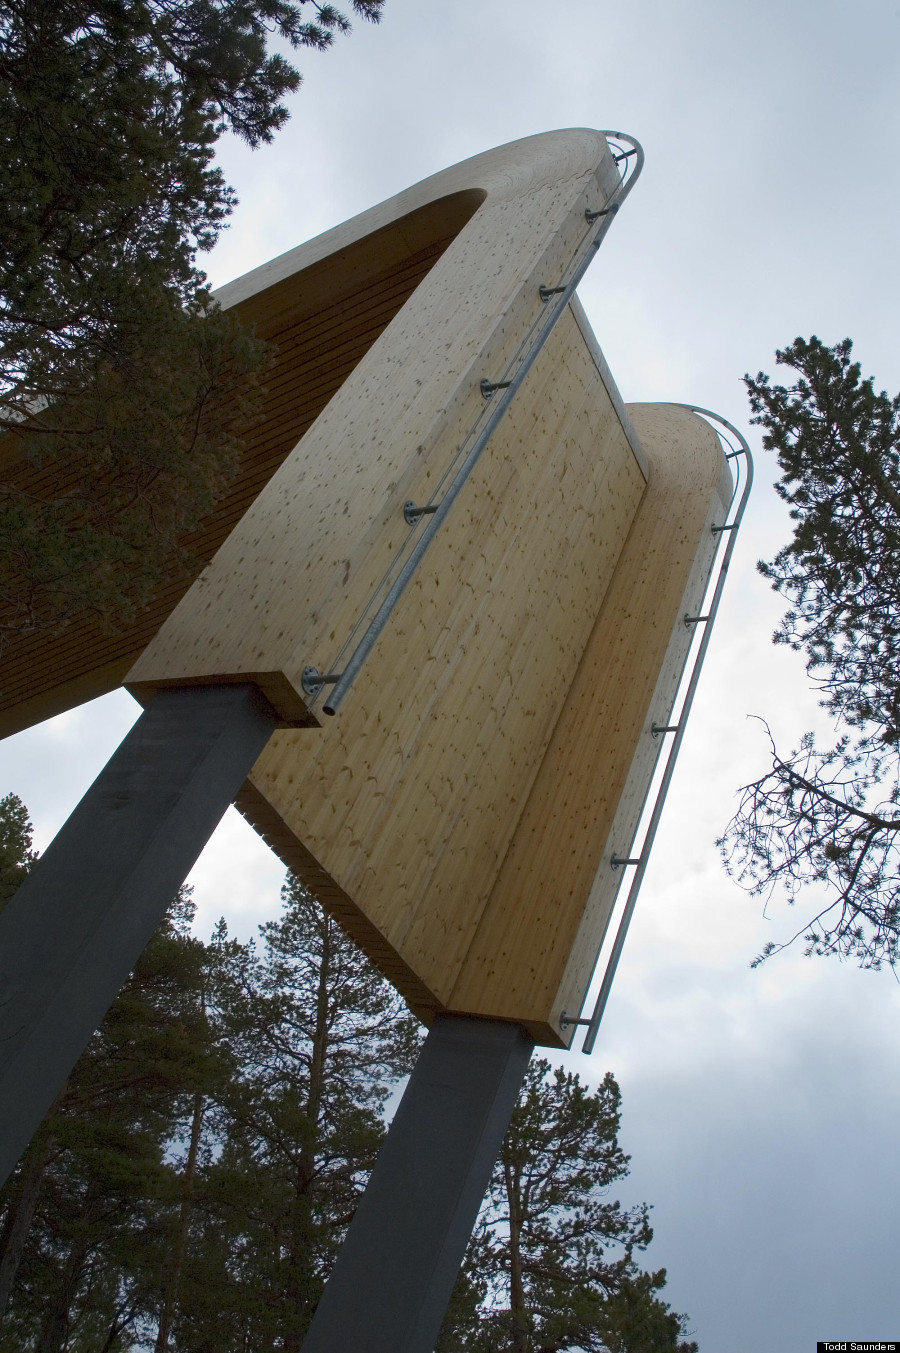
[578,406,752,1055]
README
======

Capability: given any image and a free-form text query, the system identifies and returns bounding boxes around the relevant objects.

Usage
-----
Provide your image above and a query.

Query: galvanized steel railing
[568,410,753,1054]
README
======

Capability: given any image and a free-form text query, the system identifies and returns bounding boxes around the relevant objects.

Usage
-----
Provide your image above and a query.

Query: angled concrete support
[0,684,277,1186]
[301,1014,533,1353]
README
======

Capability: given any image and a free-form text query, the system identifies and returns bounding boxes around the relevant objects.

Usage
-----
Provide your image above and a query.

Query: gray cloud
[4,2,899,1346]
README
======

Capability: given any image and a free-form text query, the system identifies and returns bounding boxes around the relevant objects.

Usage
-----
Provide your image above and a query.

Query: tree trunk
[36,1218,95,1353]
[306,916,333,1130]
[100,1306,129,1353]
[154,1090,205,1353]
[0,1123,57,1323]
[504,1160,531,1353]
[283,919,333,1353]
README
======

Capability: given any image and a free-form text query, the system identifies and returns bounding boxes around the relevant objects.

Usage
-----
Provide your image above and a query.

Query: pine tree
[0,0,384,639]
[721,336,900,971]
[169,874,420,1351]
[0,882,223,1352]
[146,917,249,1353]
[438,1059,696,1353]
[594,1270,698,1353]
[0,802,696,1351]
[0,850,420,1350]
[0,791,36,906]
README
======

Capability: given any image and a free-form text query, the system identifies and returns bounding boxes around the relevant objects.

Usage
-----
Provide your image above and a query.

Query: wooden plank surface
[239,305,650,1034]
[446,403,732,1041]
[126,132,621,717]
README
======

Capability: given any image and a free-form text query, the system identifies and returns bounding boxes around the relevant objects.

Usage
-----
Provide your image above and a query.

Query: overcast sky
[4,1,900,1348]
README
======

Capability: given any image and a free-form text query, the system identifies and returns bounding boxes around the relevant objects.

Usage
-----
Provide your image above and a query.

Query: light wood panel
[446,403,732,1040]
[126,131,623,719]
[232,393,729,1044]
[240,303,646,1020]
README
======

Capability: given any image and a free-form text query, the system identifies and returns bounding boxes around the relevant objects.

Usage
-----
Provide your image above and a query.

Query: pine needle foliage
[0,791,36,905]
[438,1059,697,1353]
[0,0,383,639]
[720,336,900,971]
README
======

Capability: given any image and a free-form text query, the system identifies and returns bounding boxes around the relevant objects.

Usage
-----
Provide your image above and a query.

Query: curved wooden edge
[214,129,613,314]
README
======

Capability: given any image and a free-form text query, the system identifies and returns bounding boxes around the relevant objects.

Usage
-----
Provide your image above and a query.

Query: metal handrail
[301,132,645,715]
[578,409,753,1053]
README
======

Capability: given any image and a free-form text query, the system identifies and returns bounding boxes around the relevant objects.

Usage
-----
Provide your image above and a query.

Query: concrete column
[301,1013,533,1353]
[0,683,277,1185]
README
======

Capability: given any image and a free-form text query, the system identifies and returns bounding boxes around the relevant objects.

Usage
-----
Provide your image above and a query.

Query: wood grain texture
[239,304,646,1027]
[126,131,621,719]
[234,396,730,1044]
